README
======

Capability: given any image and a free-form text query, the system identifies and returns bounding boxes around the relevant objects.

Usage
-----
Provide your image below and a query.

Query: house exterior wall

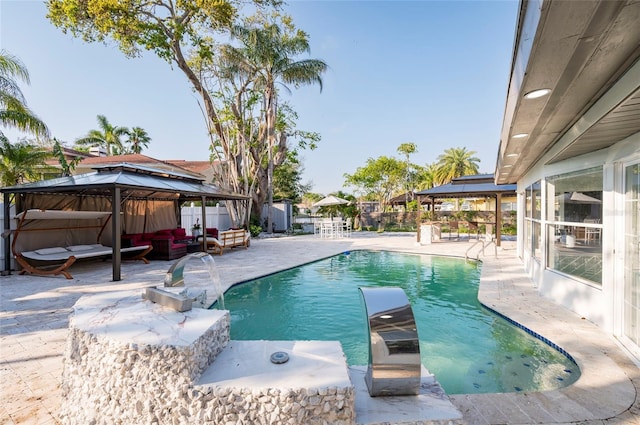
[517,131,640,357]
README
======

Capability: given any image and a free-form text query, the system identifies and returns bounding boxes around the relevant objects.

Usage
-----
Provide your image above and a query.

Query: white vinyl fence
[180,203,232,234]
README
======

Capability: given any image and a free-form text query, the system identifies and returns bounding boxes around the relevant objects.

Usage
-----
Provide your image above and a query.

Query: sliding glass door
[623,163,640,354]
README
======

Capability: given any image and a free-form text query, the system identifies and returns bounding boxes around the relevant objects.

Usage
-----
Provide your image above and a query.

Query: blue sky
[1,0,519,195]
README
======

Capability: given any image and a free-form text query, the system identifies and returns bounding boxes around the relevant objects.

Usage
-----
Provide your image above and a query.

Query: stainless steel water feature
[359,287,421,396]
[164,252,225,309]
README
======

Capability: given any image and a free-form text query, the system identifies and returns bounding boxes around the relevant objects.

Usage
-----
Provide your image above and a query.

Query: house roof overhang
[495,0,640,184]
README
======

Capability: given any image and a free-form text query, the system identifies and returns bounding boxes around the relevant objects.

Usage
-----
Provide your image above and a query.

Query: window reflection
[546,167,603,285]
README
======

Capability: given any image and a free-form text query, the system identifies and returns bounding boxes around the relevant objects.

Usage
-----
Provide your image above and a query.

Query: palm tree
[433,147,480,185]
[0,50,49,138]
[397,142,417,207]
[225,15,328,232]
[0,134,51,186]
[75,115,128,156]
[415,163,436,191]
[125,127,151,154]
[51,138,80,176]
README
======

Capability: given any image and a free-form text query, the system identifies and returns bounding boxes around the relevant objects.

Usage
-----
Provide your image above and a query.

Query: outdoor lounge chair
[11,209,152,279]
[16,244,152,279]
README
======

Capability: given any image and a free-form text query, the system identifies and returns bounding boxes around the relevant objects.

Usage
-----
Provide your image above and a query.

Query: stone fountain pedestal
[59,290,356,425]
[60,290,230,424]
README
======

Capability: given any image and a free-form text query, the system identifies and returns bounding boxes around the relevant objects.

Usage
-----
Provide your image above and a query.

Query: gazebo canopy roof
[416,174,517,199]
[0,162,248,201]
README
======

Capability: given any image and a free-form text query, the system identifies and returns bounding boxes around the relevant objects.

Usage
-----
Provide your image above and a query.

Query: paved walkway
[1,232,638,424]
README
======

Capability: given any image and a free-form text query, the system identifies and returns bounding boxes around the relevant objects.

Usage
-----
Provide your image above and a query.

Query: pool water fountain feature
[142,252,226,311]
[359,287,421,396]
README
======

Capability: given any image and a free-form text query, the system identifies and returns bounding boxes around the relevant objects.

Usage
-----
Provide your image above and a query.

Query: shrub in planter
[249,224,262,238]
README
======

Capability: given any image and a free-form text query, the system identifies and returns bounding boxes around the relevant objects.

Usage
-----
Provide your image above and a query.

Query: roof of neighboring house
[165,160,215,174]
[77,154,207,179]
[44,146,96,166]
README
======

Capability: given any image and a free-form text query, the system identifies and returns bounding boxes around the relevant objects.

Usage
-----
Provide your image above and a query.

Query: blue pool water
[223,250,580,394]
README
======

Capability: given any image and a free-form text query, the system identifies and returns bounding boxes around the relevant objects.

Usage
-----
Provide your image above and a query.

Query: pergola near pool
[1,163,249,281]
[416,174,517,246]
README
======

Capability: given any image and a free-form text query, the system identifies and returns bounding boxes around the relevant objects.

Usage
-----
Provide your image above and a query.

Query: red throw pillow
[173,228,187,239]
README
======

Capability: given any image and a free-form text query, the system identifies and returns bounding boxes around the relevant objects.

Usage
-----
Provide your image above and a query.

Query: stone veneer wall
[59,311,231,424]
[59,293,355,425]
[187,386,354,424]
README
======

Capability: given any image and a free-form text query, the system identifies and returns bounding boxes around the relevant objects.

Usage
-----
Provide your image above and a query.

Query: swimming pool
[223,250,580,394]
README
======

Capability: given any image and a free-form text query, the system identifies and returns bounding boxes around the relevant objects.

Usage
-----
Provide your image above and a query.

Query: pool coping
[1,232,639,424]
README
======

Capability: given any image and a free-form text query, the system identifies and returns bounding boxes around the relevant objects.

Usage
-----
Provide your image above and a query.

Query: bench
[203,229,250,255]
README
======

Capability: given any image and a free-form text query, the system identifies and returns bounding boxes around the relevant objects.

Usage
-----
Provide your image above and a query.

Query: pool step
[350,366,464,425]
[195,340,464,425]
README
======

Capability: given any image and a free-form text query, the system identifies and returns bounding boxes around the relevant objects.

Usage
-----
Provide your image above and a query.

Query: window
[524,182,542,260]
[546,167,603,285]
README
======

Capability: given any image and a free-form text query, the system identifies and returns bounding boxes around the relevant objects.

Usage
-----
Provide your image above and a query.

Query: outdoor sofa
[121,228,190,260]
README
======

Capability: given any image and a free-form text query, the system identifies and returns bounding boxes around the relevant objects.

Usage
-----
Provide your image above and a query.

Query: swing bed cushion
[16,244,152,280]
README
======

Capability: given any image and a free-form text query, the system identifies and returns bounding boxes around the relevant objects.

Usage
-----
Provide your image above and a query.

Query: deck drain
[270,351,289,364]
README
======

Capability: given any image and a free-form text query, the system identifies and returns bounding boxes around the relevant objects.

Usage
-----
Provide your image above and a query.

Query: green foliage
[343,156,405,211]
[0,135,51,186]
[249,224,263,237]
[273,150,310,203]
[52,138,80,176]
[75,115,128,155]
[47,0,238,62]
[502,223,517,235]
[125,127,151,154]
[433,147,480,185]
[421,210,436,222]
[0,50,49,138]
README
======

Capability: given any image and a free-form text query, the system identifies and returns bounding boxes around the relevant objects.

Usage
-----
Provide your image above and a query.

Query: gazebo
[416,174,517,246]
[1,163,249,281]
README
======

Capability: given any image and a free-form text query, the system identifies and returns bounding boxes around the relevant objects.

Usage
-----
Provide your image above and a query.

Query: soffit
[496,0,640,184]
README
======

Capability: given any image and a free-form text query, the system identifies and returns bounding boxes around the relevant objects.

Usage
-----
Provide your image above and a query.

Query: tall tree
[0,50,49,138]
[0,135,51,186]
[343,156,405,212]
[433,147,480,185]
[47,0,325,230]
[75,115,128,156]
[397,142,417,207]
[222,14,327,232]
[125,126,151,154]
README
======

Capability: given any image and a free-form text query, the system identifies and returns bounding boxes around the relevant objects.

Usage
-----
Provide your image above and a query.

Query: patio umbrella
[569,192,601,204]
[556,192,602,204]
[312,195,350,207]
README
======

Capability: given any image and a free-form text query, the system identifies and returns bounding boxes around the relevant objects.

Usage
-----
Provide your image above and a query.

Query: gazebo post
[496,193,502,247]
[416,195,422,243]
[3,192,11,275]
[200,196,207,250]
[112,187,121,281]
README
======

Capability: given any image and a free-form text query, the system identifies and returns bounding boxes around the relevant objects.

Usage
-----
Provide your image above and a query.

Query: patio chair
[468,221,480,240]
[449,220,459,239]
